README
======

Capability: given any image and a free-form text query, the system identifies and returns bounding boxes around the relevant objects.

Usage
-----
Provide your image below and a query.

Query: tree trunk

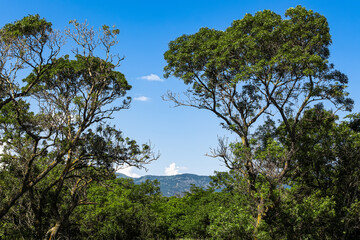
[44,221,61,240]
[253,196,266,240]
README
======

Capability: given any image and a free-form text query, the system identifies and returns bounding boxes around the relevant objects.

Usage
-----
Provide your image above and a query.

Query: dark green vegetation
[163,5,359,240]
[0,6,359,240]
[117,173,212,197]
[0,15,156,239]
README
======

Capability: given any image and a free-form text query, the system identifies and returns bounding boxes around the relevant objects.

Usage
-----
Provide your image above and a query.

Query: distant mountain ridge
[116,173,211,197]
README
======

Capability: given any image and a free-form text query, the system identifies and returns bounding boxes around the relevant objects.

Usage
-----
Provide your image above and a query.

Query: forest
[0,5,359,240]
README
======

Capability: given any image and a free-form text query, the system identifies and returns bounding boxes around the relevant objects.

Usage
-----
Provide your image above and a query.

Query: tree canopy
[0,6,359,240]
[0,15,156,239]
[164,5,356,239]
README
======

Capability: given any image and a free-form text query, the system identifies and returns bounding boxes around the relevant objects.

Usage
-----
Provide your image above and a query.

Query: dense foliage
[1,6,359,240]
[73,112,359,240]
[0,15,156,239]
[163,5,358,239]
[1,108,358,239]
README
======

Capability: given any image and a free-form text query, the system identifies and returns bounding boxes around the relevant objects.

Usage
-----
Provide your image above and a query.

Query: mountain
[116,173,211,197]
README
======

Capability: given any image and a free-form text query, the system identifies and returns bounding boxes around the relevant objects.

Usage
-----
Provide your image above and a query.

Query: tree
[71,178,163,240]
[0,14,61,111]
[207,108,360,239]
[0,16,156,239]
[163,6,352,238]
[249,107,360,239]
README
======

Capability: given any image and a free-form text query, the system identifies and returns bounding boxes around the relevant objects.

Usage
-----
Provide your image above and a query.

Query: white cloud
[134,96,151,102]
[117,166,140,178]
[165,163,187,176]
[139,74,164,82]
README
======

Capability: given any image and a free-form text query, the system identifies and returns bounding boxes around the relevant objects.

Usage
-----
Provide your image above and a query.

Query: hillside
[116,173,211,197]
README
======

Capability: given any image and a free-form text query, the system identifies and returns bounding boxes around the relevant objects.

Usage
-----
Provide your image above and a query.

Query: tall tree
[0,16,156,239]
[164,6,352,238]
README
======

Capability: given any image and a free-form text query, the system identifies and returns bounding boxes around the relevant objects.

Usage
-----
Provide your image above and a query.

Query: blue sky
[1,0,359,177]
